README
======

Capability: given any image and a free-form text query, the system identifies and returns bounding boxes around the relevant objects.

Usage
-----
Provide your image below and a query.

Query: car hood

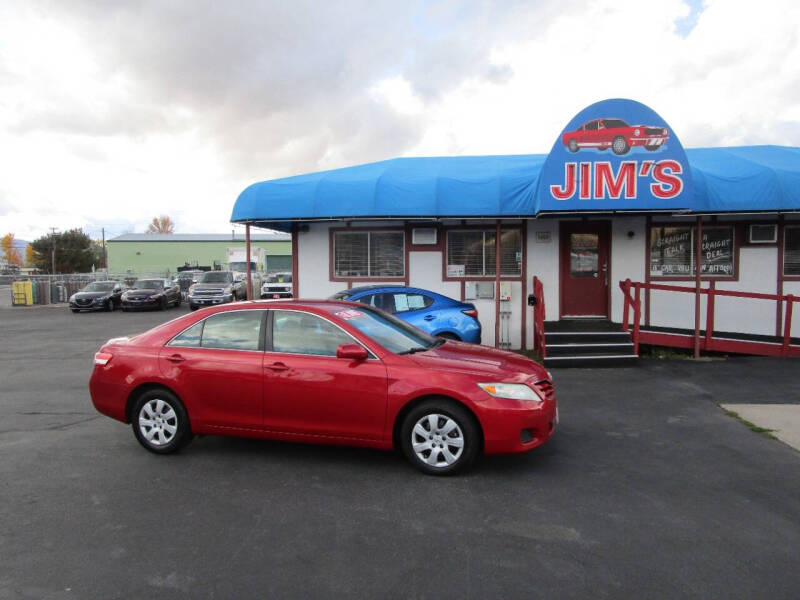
[74,291,111,299]
[192,282,230,289]
[406,341,548,382]
[126,288,162,295]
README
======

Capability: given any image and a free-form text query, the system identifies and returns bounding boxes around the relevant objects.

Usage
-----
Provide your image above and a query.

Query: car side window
[201,311,263,351]
[355,294,376,307]
[168,321,204,348]
[585,120,599,131]
[271,310,355,356]
[405,293,433,311]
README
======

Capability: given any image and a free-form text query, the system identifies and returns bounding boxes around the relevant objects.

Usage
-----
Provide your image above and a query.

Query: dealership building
[107,232,291,275]
[231,99,800,363]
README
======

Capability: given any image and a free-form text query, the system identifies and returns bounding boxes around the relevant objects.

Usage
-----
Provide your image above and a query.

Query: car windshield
[133,279,163,290]
[82,282,116,292]
[265,274,292,283]
[332,305,441,355]
[601,119,629,129]
[199,272,232,283]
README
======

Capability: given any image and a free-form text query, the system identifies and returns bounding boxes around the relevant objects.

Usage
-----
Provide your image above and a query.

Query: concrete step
[543,353,639,368]
[545,341,635,357]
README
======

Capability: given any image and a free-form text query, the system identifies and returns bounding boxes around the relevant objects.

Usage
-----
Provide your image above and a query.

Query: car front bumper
[188,294,234,306]
[69,300,108,311]
[476,394,557,455]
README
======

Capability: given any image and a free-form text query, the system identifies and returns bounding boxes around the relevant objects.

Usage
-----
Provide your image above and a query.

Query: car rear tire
[400,399,480,475]
[612,136,629,155]
[568,139,578,153]
[131,389,193,454]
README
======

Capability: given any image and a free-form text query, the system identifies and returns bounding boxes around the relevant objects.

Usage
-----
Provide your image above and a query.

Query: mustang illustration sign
[536,99,692,212]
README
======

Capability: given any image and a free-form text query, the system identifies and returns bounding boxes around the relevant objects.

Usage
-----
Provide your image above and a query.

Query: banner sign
[536,99,692,212]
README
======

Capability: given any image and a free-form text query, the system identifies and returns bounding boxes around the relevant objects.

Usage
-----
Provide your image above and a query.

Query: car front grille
[194,288,225,297]
[264,287,290,293]
[644,127,665,136]
[533,379,555,402]
[76,298,93,306]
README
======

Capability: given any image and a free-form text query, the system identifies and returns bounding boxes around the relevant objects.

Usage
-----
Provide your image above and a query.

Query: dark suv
[187,271,246,310]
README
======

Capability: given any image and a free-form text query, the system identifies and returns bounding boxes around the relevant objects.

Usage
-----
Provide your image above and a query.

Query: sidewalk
[721,403,800,452]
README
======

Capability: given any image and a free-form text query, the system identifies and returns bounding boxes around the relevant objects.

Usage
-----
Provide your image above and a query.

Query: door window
[200,311,263,350]
[570,234,599,278]
[271,310,356,356]
[168,321,204,348]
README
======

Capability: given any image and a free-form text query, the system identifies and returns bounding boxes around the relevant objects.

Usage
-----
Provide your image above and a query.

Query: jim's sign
[536,99,692,211]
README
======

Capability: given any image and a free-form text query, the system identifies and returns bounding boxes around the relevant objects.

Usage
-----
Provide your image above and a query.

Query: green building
[107,233,291,275]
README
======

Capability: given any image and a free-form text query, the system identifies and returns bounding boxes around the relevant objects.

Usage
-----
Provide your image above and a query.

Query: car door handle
[424,314,436,321]
[266,362,290,372]
[165,354,185,363]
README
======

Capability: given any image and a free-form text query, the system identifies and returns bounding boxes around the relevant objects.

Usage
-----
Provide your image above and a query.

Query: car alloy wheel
[132,390,193,454]
[612,135,629,155]
[412,414,464,467]
[139,399,178,447]
[400,400,480,475]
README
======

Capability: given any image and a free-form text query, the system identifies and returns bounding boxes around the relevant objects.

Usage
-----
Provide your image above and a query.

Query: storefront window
[333,231,404,278]
[649,226,734,278]
[446,229,522,277]
[784,226,800,276]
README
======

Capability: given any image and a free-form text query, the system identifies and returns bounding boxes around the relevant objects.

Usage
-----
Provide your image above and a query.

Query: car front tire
[568,139,578,153]
[131,389,193,454]
[612,136,629,155]
[400,399,480,476]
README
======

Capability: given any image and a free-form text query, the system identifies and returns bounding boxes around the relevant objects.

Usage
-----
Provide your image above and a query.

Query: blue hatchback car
[331,286,482,343]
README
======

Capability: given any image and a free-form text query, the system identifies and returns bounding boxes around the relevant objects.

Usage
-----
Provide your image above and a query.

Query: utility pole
[49,227,58,274]
[102,227,107,271]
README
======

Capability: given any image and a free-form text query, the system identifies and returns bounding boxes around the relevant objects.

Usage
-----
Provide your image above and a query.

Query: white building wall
[296,216,790,349]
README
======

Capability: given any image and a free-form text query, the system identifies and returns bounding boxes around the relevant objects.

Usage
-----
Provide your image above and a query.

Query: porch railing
[619,279,800,357]
[533,276,547,358]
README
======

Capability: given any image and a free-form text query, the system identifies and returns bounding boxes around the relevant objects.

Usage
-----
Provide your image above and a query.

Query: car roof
[341,285,442,296]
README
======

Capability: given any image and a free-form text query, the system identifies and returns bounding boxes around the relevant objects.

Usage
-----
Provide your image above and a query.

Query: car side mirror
[336,344,368,360]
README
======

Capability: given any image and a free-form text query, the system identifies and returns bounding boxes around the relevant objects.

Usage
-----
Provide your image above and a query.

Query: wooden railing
[619,279,800,357]
[533,276,547,358]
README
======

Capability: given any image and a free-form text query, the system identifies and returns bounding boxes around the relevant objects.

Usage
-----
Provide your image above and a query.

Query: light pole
[49,227,58,274]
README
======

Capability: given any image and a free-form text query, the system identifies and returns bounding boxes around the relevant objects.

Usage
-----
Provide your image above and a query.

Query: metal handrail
[533,276,547,358]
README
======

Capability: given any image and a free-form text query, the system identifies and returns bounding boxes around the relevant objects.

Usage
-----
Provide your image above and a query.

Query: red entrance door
[560,222,610,317]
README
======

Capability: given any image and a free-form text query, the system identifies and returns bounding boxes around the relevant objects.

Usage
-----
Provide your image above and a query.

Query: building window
[446,229,522,277]
[784,226,800,277]
[333,231,404,278]
[649,225,735,278]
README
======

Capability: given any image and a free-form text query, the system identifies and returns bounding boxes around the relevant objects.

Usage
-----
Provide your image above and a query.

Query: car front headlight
[148,293,162,299]
[634,128,640,136]
[478,383,542,402]
[188,285,196,295]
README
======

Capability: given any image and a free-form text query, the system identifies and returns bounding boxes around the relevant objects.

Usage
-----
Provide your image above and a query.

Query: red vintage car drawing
[561,118,669,155]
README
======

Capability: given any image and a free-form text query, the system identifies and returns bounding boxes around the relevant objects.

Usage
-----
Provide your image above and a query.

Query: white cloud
[0,0,798,242]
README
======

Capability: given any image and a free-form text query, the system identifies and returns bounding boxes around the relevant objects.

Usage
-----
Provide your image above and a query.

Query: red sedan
[89,300,557,474]
[561,118,669,155]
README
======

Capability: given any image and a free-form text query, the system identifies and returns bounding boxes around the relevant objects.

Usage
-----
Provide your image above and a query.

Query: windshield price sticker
[335,309,363,320]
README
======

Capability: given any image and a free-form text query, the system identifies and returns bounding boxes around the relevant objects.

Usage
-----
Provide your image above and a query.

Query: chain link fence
[3,271,174,306]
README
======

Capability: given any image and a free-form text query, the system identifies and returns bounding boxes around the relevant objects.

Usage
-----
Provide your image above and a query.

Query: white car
[260,272,293,299]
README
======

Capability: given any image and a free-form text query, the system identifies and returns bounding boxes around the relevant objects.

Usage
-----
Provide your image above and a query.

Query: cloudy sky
[1,0,799,242]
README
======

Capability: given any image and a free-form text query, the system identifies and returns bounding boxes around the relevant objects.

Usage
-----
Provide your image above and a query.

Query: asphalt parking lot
[1,305,800,599]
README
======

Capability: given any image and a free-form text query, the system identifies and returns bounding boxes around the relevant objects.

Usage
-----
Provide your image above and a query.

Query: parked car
[121,278,181,311]
[186,270,246,310]
[261,272,293,299]
[561,118,669,155]
[331,286,481,343]
[89,300,557,474]
[175,270,205,296]
[69,280,125,312]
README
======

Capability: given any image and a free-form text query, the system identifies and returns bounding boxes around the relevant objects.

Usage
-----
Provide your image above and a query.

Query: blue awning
[231,145,800,230]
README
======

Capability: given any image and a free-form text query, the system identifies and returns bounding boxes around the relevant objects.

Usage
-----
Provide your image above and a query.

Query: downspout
[495,220,501,348]
[693,216,702,358]
[245,223,252,301]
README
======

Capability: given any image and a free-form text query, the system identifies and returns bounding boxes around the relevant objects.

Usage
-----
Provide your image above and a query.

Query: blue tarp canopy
[231,146,800,230]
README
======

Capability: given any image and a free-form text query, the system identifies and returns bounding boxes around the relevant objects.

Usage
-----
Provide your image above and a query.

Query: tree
[146,216,175,234]
[24,244,35,267]
[1,233,23,266]
[29,229,95,274]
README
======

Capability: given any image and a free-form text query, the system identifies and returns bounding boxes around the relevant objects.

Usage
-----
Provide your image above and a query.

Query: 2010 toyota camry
[89,300,557,474]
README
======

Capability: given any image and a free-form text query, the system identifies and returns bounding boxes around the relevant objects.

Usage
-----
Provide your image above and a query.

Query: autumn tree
[146,216,175,234]
[1,233,23,266]
[29,229,95,273]
[25,244,35,267]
